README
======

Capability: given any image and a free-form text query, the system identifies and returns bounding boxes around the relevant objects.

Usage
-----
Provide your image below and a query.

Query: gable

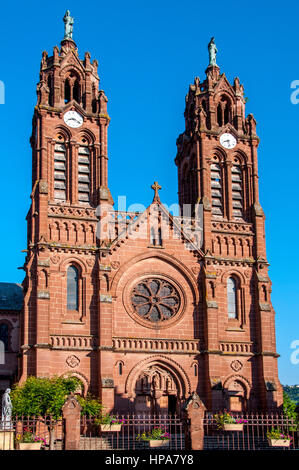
[107,200,204,259]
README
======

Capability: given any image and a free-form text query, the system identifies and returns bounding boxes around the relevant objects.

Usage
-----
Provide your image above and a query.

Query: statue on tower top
[63,10,74,40]
[208,37,218,66]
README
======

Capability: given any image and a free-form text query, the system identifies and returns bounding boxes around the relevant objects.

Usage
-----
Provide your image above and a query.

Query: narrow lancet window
[227,277,238,319]
[67,266,79,311]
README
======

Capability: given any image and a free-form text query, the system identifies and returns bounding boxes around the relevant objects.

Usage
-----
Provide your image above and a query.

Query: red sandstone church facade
[18,19,283,414]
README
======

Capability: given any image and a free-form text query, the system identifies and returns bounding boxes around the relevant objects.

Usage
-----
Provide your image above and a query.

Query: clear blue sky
[0,0,298,385]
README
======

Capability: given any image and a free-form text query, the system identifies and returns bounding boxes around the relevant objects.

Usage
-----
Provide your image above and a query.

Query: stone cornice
[33,343,51,349]
[204,255,255,267]
[36,104,109,122]
[48,204,97,222]
[47,243,97,254]
[256,351,280,358]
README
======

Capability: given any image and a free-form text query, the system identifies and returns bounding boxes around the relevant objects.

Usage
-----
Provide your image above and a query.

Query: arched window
[150,227,156,246]
[217,103,222,127]
[217,95,232,126]
[48,75,53,107]
[158,227,163,246]
[0,323,9,351]
[73,79,80,103]
[119,362,123,376]
[181,164,189,205]
[185,169,192,205]
[54,142,67,201]
[231,161,243,218]
[227,277,238,319]
[190,157,198,208]
[92,84,97,113]
[224,102,230,124]
[211,160,223,216]
[262,285,267,302]
[78,145,90,202]
[64,73,81,104]
[67,266,79,311]
[150,227,162,247]
[64,79,71,103]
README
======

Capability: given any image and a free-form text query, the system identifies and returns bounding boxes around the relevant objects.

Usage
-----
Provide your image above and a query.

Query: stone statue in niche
[166,377,171,391]
[153,374,160,390]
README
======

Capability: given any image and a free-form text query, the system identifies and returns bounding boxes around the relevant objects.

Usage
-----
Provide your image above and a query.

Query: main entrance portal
[134,365,179,414]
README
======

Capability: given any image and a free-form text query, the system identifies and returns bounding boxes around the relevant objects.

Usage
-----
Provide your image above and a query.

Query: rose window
[131,278,180,322]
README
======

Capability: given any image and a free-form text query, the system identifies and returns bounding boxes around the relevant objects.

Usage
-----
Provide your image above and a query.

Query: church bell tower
[175,38,283,410]
[20,11,112,392]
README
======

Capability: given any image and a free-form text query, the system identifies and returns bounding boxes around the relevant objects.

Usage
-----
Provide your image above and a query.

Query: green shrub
[10,375,81,418]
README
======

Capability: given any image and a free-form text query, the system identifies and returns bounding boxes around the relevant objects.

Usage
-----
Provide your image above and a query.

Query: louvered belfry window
[78,145,90,202]
[67,266,79,311]
[227,277,237,319]
[211,162,223,216]
[231,163,243,218]
[54,143,67,201]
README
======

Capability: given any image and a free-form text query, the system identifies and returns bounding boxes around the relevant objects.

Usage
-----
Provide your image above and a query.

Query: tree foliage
[76,394,103,416]
[283,391,298,430]
[10,376,81,418]
[283,385,299,404]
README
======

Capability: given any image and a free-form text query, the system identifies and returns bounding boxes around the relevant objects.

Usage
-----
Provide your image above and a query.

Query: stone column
[184,392,206,450]
[62,394,82,450]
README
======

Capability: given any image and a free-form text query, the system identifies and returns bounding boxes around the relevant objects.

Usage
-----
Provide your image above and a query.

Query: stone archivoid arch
[110,251,200,304]
[223,374,251,395]
[223,374,251,412]
[63,371,89,397]
[125,355,191,397]
[125,355,191,414]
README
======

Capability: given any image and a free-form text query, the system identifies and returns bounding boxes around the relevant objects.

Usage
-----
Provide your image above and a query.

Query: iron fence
[204,412,299,451]
[0,416,63,450]
[80,414,185,450]
[1,411,298,451]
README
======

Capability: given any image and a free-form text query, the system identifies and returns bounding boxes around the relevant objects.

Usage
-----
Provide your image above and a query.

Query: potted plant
[95,414,125,432]
[214,412,247,431]
[267,428,292,447]
[136,426,170,448]
[16,428,46,450]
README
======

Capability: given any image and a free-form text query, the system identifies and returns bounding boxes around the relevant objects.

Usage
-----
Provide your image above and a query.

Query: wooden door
[159,395,168,413]
[229,396,243,412]
[135,395,152,413]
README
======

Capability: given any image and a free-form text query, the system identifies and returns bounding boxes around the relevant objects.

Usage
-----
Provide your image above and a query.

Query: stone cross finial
[208,37,218,66]
[63,10,74,40]
[151,181,162,201]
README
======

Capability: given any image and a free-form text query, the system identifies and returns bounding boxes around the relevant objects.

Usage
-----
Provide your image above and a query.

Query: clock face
[220,133,237,150]
[63,110,83,128]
